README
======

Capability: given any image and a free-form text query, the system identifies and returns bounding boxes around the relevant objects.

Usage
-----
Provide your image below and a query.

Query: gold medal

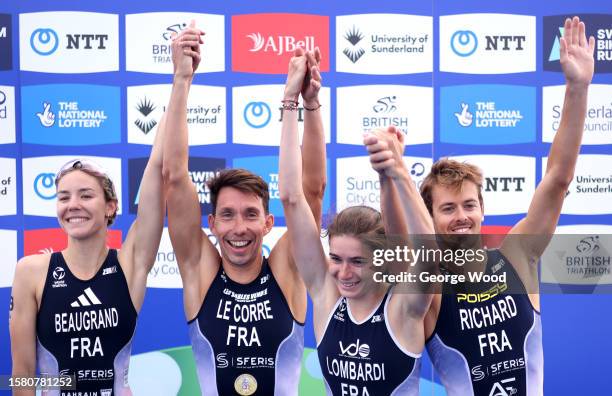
[234,373,257,395]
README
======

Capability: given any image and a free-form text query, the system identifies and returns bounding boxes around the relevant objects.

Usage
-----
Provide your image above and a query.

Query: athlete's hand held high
[302,48,322,108]
[364,126,407,180]
[284,48,308,101]
[171,20,205,80]
[560,16,595,88]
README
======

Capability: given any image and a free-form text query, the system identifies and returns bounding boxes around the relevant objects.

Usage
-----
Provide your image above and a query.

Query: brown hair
[55,160,118,226]
[207,168,270,215]
[420,158,483,215]
[325,206,386,254]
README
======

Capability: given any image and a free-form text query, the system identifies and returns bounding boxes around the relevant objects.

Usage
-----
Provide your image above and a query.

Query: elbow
[162,163,183,189]
[304,179,327,202]
[280,190,303,207]
[548,169,574,192]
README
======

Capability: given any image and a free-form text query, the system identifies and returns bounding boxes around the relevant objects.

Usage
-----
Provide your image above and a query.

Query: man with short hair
[365,17,595,396]
[423,16,592,396]
[162,22,325,395]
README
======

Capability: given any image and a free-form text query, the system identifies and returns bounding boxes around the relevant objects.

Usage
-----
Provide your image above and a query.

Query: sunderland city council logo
[30,28,59,56]
[234,373,257,395]
[451,30,478,57]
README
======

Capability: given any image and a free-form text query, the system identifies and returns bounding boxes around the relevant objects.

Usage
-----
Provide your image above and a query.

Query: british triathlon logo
[544,14,612,73]
[450,30,478,57]
[232,13,329,74]
[342,26,365,63]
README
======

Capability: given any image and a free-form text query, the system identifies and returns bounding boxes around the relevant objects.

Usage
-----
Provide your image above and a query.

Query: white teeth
[341,282,356,287]
[229,240,249,247]
[67,217,87,223]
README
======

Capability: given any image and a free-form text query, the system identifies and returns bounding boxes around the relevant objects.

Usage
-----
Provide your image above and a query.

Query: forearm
[546,83,588,183]
[279,107,303,203]
[392,169,434,235]
[301,108,326,203]
[162,77,192,182]
[380,175,408,236]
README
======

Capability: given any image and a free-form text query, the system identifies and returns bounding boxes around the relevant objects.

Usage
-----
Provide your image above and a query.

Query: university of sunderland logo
[134,97,157,134]
[343,26,365,63]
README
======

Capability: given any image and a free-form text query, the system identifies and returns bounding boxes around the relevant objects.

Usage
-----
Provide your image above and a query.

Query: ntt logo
[451,30,477,57]
[30,28,59,56]
[243,102,271,129]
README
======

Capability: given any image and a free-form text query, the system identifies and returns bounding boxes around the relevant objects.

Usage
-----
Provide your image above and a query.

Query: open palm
[560,16,595,86]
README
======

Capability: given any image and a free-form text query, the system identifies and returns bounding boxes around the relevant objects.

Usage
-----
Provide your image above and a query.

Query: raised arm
[278,51,328,294]
[365,128,436,318]
[507,16,594,260]
[120,110,166,310]
[300,48,326,226]
[161,23,219,315]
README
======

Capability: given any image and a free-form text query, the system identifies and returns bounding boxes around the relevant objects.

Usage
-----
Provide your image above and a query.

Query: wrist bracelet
[281,100,298,111]
[303,101,322,111]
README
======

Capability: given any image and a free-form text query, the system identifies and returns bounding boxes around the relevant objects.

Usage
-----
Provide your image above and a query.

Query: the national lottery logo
[454,101,523,128]
[34,100,108,129]
[339,339,371,359]
[22,85,121,146]
[36,102,55,127]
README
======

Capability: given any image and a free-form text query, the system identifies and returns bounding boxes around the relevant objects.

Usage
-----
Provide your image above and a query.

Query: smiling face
[430,180,484,236]
[328,235,379,299]
[209,187,273,268]
[56,170,116,240]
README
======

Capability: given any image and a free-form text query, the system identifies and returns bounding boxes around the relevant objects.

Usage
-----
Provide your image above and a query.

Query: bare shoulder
[14,253,51,302]
[16,253,51,278]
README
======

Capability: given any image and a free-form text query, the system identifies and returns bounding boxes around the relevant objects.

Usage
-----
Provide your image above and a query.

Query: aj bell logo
[339,339,371,358]
[135,97,157,134]
[30,28,108,56]
[246,33,315,56]
[343,26,365,63]
[450,30,526,57]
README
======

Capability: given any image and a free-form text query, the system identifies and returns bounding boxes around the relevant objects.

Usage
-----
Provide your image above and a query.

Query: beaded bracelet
[281,99,298,111]
[303,101,322,111]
